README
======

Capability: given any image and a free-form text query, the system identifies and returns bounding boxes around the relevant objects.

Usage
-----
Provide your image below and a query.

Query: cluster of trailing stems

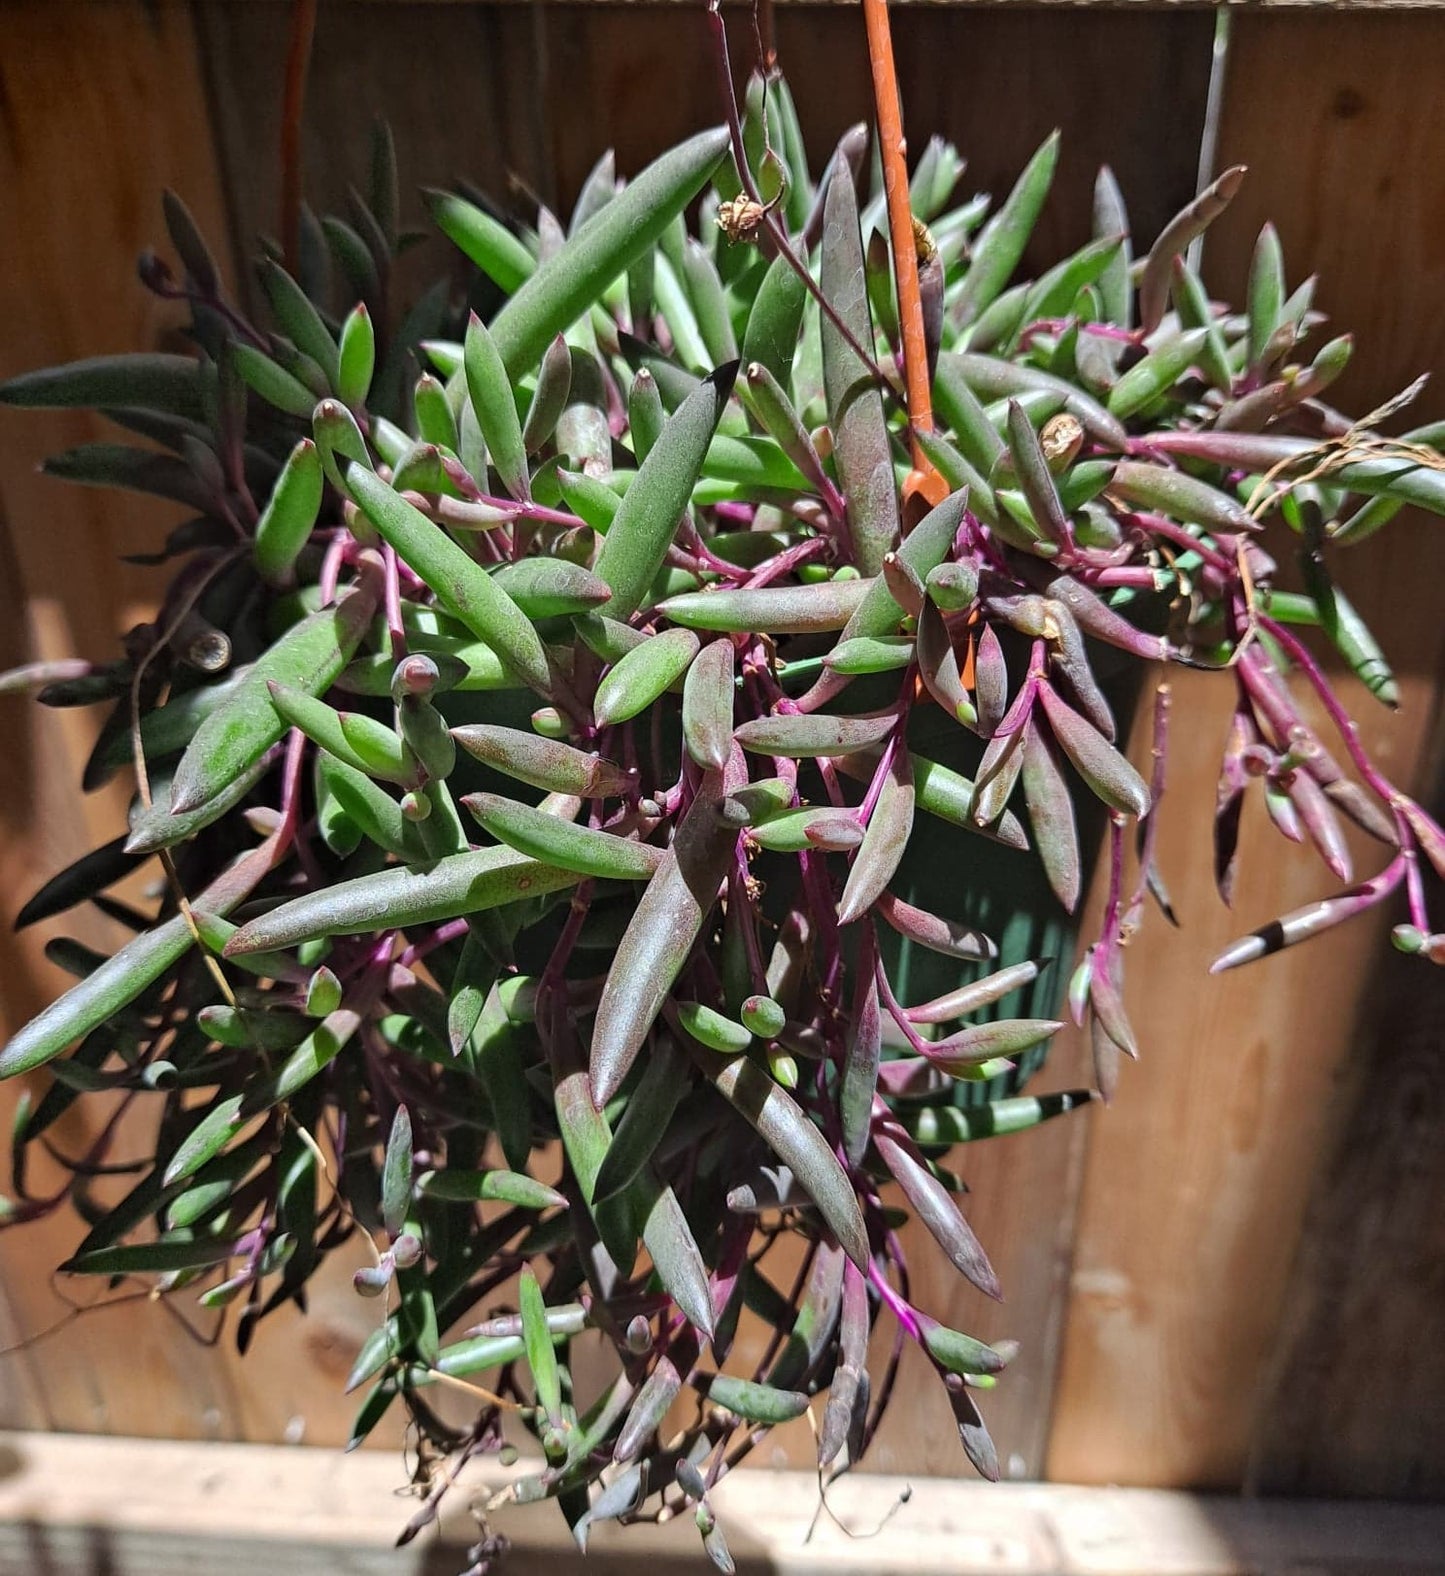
[3,69,1443,1571]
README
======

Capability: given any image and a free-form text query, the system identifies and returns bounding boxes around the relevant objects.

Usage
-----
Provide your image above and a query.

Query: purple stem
[1128,680,1173,918]
[703,0,901,404]
[867,1260,921,1341]
[873,954,933,1054]
[1256,612,1403,809]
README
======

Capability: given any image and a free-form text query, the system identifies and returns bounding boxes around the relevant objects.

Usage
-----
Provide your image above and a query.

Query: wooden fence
[2,0,1443,1500]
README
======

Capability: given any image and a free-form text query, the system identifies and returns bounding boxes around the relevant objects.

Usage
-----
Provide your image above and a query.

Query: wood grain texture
[1046,8,1445,1492]
[3,0,1443,1500]
[0,0,412,1455]
[0,0,238,1438]
[196,0,550,307]
[5,1434,1445,1576]
[1244,709,1445,1499]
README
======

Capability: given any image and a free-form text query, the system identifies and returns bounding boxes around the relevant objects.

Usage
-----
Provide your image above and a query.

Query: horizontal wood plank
[2,1433,1445,1575]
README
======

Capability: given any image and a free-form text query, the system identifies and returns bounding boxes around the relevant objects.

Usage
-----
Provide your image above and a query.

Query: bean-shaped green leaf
[615,1354,685,1464]
[593,365,735,619]
[258,259,341,386]
[490,557,610,620]
[825,634,915,675]
[1022,719,1081,912]
[741,252,808,394]
[749,806,865,853]
[0,847,266,1079]
[838,746,913,925]
[417,369,463,445]
[676,636,735,771]
[317,754,419,858]
[593,1035,689,1201]
[933,358,1007,480]
[381,1104,413,1238]
[267,682,409,781]
[89,665,249,781]
[841,931,881,1166]
[1038,685,1149,817]
[1170,255,1234,392]
[523,334,573,454]
[874,1121,999,1298]
[703,1373,809,1424]
[905,960,1043,1028]
[1299,574,1398,710]
[1109,460,1255,534]
[741,362,834,498]
[734,711,895,759]
[699,1049,868,1270]
[1247,222,1285,369]
[519,1265,564,1426]
[225,845,580,955]
[556,467,622,532]
[682,238,737,365]
[418,1169,565,1209]
[922,1321,1008,1378]
[425,190,535,293]
[594,627,700,727]
[168,566,380,813]
[462,792,662,880]
[941,351,1127,451]
[488,128,729,377]
[726,776,794,824]
[633,1169,715,1337]
[1006,400,1071,547]
[653,251,710,373]
[677,1001,751,1054]
[875,889,996,961]
[661,577,871,635]
[800,490,968,711]
[451,723,628,797]
[628,367,665,464]
[953,132,1059,328]
[836,747,1029,851]
[916,597,976,726]
[923,1017,1063,1075]
[591,771,736,1104]
[1106,328,1209,421]
[198,1004,310,1050]
[61,1236,242,1277]
[337,303,375,408]
[1137,165,1246,336]
[231,341,318,418]
[253,439,324,587]
[926,561,979,613]
[820,167,898,576]
[464,311,529,502]
[348,467,551,695]
[1092,165,1133,328]
[1017,235,1124,344]
[0,353,205,418]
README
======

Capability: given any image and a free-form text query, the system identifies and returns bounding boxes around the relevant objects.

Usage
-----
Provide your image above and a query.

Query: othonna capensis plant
[3,69,1442,1570]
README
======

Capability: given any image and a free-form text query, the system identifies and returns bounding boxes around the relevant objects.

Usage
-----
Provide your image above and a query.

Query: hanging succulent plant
[3,23,1443,1571]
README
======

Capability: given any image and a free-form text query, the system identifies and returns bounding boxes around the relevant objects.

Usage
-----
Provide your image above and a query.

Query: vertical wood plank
[1244,737,1445,1500]
[195,0,551,312]
[0,0,244,1438]
[1046,10,1445,1491]
[1219,11,1445,1500]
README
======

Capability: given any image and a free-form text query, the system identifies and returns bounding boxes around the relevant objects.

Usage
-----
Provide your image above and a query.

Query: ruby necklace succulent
[4,42,1445,1576]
